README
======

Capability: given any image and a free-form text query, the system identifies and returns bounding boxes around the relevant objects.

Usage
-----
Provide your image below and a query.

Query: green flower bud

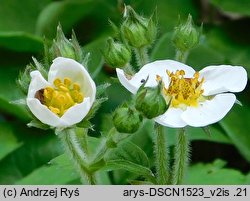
[135,79,168,119]
[113,105,143,134]
[121,5,157,48]
[172,14,201,52]
[51,24,76,60]
[103,38,131,68]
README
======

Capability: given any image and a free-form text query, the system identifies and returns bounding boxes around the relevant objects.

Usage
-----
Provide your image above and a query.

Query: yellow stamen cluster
[163,70,205,109]
[42,77,84,117]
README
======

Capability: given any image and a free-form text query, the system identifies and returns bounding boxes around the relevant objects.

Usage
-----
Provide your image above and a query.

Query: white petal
[116,60,195,93]
[27,98,61,127]
[48,57,96,104]
[181,93,236,127]
[154,107,187,128]
[60,97,91,127]
[116,68,138,94]
[27,71,50,98]
[199,65,247,96]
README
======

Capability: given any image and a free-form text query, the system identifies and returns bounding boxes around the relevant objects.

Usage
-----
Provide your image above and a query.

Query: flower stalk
[90,127,117,165]
[172,128,190,184]
[175,50,189,64]
[154,123,169,184]
[58,128,96,185]
[134,47,149,67]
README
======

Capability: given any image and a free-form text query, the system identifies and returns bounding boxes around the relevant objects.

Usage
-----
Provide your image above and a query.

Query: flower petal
[27,71,50,98]
[60,97,91,127]
[116,68,138,94]
[199,65,247,96]
[154,107,187,128]
[48,57,96,103]
[116,60,195,93]
[181,93,236,127]
[27,98,61,127]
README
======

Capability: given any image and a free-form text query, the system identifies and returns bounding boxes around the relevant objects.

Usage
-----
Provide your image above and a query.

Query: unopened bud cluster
[172,14,201,52]
[103,5,157,69]
[103,38,131,68]
[121,5,157,49]
[50,24,83,62]
[113,104,142,134]
[135,79,168,119]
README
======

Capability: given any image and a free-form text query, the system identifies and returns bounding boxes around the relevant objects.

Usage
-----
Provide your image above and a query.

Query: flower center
[162,70,205,109]
[36,77,84,117]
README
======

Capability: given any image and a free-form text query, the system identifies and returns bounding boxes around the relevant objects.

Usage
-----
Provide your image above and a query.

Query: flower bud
[113,105,143,134]
[103,38,131,68]
[172,14,201,52]
[135,79,168,119]
[121,5,157,48]
[51,24,76,60]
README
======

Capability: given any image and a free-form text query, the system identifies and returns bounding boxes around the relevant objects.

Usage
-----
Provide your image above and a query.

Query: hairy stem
[154,123,169,184]
[58,128,96,185]
[172,128,190,185]
[134,47,149,67]
[124,63,135,75]
[90,127,125,165]
[175,50,189,63]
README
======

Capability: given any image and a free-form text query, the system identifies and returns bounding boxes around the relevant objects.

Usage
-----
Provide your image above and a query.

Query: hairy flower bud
[51,24,77,60]
[113,105,143,134]
[172,14,201,52]
[135,79,168,119]
[103,38,131,68]
[121,5,157,48]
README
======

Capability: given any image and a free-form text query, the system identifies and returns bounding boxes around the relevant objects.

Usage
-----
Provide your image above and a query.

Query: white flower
[27,57,96,128]
[116,60,247,128]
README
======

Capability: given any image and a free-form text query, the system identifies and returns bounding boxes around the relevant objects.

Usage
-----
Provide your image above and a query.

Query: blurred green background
[0,0,250,184]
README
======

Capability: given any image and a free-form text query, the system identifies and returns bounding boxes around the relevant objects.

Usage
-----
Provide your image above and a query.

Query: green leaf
[83,36,109,78]
[16,137,111,184]
[106,141,150,167]
[245,172,250,184]
[0,66,30,121]
[0,123,22,160]
[151,28,250,78]
[0,0,51,33]
[130,0,198,33]
[187,159,247,184]
[210,0,250,16]
[151,32,225,70]
[0,32,43,52]
[36,0,97,38]
[150,32,176,60]
[0,0,50,52]
[200,28,250,77]
[101,159,155,182]
[36,0,113,38]
[220,104,250,162]
[15,154,79,185]
[0,125,62,184]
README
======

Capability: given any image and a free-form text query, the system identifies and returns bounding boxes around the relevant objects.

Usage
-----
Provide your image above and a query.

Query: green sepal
[32,57,48,79]
[27,119,51,130]
[112,104,143,134]
[135,78,168,119]
[17,64,34,94]
[96,82,111,98]
[76,97,108,129]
